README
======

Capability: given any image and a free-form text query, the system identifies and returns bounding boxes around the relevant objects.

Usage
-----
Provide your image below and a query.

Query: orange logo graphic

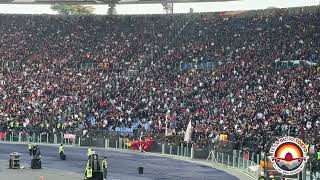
[269,136,309,175]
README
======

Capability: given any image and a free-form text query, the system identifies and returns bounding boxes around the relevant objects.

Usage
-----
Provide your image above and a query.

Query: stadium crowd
[0,8,319,155]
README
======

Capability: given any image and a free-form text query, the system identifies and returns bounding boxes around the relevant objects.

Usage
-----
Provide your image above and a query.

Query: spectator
[0,8,319,154]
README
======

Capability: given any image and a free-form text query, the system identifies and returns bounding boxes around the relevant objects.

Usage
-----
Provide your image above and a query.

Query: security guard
[59,144,64,155]
[87,147,93,157]
[85,161,93,180]
[28,142,33,156]
[306,144,310,153]
[101,157,108,180]
[316,150,320,160]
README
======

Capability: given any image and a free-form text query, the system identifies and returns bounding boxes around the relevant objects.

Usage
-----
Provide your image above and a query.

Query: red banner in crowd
[128,138,155,152]
[0,132,5,140]
[244,151,249,161]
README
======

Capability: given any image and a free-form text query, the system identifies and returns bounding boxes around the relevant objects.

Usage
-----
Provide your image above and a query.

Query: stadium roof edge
[3,0,240,4]
[0,0,319,15]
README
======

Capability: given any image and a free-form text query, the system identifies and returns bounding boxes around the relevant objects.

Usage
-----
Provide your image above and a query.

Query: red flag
[0,132,5,140]
[244,151,249,161]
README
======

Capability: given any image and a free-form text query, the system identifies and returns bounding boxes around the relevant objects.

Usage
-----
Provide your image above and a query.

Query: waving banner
[0,132,5,140]
[127,138,155,152]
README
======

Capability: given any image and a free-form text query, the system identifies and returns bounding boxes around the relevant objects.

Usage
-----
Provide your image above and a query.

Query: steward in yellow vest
[28,142,33,156]
[59,144,64,155]
[85,161,93,180]
[87,147,93,156]
[317,151,320,160]
[306,144,310,153]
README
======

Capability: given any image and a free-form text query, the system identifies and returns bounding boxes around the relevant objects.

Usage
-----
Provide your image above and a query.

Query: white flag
[184,120,193,142]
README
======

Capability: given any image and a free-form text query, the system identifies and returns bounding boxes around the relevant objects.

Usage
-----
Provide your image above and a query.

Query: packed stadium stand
[0,6,319,166]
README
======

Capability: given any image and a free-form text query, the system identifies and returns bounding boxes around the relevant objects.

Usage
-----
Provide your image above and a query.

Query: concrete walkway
[0,160,81,180]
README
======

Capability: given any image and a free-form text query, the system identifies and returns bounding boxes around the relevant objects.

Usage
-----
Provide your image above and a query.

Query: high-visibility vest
[306,144,310,152]
[59,146,64,154]
[87,168,93,178]
[102,160,108,169]
[28,143,33,150]
[87,148,93,156]
[86,161,93,178]
[57,124,61,129]
[317,152,320,160]
[86,167,93,178]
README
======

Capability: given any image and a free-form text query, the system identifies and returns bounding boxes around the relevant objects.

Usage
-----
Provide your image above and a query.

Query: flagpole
[139,131,142,152]
[165,121,168,136]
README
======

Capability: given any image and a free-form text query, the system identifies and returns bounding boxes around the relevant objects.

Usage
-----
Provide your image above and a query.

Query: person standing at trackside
[316,149,320,177]
[101,157,108,180]
[85,160,93,180]
[316,150,320,161]
[87,147,93,157]
[28,142,33,156]
[59,144,64,155]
